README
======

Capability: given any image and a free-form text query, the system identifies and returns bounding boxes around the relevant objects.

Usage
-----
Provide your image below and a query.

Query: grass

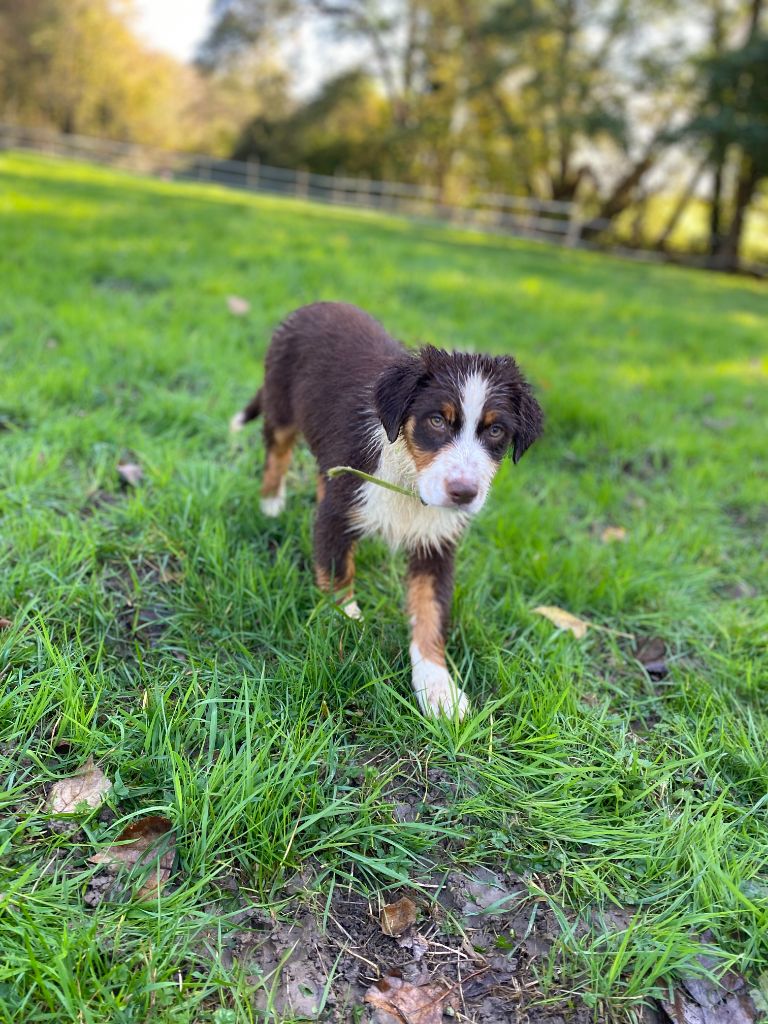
[0,151,766,1023]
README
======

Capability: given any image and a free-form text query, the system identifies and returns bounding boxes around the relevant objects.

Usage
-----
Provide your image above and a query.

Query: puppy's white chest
[354,486,466,551]
[349,432,468,552]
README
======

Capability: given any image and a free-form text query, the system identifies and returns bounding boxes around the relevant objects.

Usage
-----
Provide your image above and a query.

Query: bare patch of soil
[221,870,593,1023]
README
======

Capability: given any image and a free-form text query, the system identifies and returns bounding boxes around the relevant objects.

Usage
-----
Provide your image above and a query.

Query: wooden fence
[0,122,609,247]
[2,122,765,271]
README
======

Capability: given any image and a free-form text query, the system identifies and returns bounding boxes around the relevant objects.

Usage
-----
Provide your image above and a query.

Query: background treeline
[1,0,766,270]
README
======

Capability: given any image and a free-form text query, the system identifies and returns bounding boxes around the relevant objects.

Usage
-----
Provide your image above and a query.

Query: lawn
[0,152,766,1024]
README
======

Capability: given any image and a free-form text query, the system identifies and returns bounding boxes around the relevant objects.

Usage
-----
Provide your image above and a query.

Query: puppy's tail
[229,388,262,433]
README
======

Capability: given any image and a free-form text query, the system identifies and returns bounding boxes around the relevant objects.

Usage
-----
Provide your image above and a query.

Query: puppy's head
[374,347,542,513]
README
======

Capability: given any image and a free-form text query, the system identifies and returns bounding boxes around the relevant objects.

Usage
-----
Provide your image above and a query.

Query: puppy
[231,302,542,718]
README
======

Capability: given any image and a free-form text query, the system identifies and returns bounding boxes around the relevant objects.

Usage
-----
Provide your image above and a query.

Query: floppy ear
[374,355,424,443]
[512,386,543,464]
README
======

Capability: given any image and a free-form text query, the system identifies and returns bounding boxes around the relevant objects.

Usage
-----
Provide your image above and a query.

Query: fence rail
[0,121,608,244]
[2,122,765,271]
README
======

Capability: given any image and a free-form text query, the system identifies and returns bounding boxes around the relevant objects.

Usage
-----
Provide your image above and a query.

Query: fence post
[332,171,342,205]
[296,169,309,199]
[246,157,260,190]
[565,207,582,247]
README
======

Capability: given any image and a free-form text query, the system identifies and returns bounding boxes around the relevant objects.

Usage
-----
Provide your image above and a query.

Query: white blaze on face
[416,372,497,513]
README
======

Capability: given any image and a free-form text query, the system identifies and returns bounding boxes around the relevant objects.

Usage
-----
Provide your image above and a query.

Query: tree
[200,0,472,185]
[683,0,767,269]
[232,70,392,175]
[0,0,223,150]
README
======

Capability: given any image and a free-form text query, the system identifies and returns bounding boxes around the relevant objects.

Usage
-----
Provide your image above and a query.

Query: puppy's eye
[486,424,505,440]
[428,414,446,429]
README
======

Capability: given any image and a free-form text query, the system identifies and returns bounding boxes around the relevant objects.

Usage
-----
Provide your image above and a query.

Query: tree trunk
[708,148,726,260]
[654,154,709,251]
[705,2,728,263]
[708,0,763,269]
[579,151,655,240]
[715,158,759,271]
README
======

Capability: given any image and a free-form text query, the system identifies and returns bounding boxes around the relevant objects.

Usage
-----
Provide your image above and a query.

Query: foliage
[0,0,267,153]
[682,24,768,268]
[232,70,393,175]
[0,152,766,1020]
[1,0,766,263]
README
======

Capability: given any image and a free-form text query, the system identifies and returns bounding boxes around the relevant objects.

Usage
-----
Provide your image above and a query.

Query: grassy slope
[0,152,766,1022]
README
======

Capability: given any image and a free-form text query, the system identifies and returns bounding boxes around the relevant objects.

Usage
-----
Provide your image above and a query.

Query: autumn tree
[0,0,236,150]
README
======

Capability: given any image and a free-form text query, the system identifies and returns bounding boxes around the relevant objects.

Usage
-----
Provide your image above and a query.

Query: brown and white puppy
[231,302,542,718]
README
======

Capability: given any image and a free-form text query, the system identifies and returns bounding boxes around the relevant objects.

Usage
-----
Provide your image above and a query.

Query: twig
[327,465,422,501]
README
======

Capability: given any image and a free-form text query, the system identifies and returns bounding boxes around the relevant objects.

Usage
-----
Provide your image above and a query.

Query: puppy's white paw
[340,599,363,621]
[410,650,469,719]
[260,493,286,517]
[229,410,246,433]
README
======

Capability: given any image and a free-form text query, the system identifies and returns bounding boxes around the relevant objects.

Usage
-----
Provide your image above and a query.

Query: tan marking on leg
[261,426,296,497]
[316,474,326,503]
[403,417,440,473]
[316,546,356,607]
[407,574,445,666]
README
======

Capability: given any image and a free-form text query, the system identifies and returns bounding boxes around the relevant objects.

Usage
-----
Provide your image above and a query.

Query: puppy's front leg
[314,489,362,620]
[407,545,469,719]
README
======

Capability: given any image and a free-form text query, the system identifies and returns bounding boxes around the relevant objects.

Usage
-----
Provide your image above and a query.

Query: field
[0,152,766,1024]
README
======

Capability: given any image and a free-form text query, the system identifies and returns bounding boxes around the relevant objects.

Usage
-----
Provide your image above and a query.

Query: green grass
[0,152,766,1023]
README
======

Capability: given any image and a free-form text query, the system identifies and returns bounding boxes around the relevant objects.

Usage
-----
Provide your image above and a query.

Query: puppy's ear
[512,387,543,463]
[496,356,543,463]
[374,355,424,443]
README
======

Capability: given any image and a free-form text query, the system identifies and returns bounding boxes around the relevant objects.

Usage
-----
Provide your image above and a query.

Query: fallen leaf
[89,815,175,900]
[226,295,250,315]
[635,637,668,678]
[533,605,590,639]
[117,462,143,487]
[0,617,11,630]
[364,975,451,1024]
[601,526,627,543]
[48,757,112,815]
[380,896,417,937]
[662,965,757,1023]
[397,931,430,961]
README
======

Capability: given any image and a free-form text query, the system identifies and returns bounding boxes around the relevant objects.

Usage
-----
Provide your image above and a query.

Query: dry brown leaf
[635,636,668,678]
[89,815,175,900]
[660,931,758,1024]
[601,526,627,543]
[380,896,417,937]
[117,462,143,487]
[226,295,250,315]
[364,974,451,1024]
[533,605,590,639]
[0,617,11,630]
[48,757,112,815]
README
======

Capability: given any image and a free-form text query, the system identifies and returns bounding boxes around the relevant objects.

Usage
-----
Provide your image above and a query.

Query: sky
[132,0,358,97]
[133,0,213,63]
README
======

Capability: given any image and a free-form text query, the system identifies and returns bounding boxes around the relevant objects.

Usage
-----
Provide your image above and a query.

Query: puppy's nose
[446,480,478,506]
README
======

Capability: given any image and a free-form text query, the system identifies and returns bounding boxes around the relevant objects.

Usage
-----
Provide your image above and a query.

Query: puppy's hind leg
[260,423,296,517]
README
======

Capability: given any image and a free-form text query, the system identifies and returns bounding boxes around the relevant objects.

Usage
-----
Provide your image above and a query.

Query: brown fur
[232,301,543,715]
[261,426,296,498]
